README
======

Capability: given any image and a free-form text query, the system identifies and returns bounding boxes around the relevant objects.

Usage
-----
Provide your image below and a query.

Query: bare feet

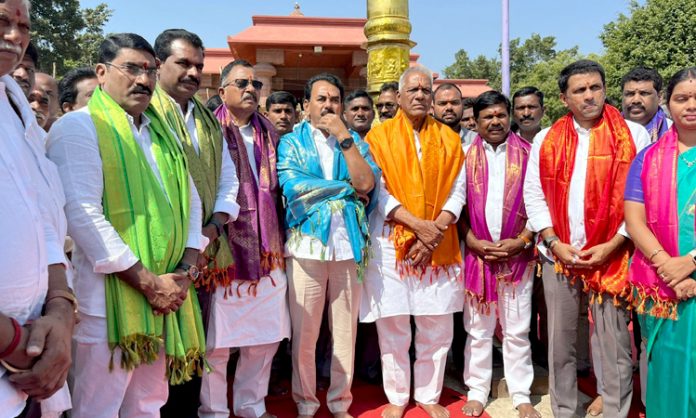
[381,404,406,418]
[461,400,484,417]
[260,413,277,418]
[516,403,541,418]
[585,395,603,416]
[333,413,354,418]
[417,402,450,418]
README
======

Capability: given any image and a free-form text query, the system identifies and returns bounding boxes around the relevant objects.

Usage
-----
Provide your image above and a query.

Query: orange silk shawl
[366,110,465,273]
[539,105,635,299]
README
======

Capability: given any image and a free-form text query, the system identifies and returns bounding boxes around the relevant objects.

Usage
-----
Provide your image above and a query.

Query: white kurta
[207,118,290,349]
[523,118,651,258]
[0,76,69,416]
[360,132,467,322]
[46,107,204,320]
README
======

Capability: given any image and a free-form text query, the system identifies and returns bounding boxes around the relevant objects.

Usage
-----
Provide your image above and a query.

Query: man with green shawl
[152,29,240,418]
[47,33,207,417]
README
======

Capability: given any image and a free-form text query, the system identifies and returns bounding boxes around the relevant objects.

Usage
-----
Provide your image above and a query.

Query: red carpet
[265,380,491,418]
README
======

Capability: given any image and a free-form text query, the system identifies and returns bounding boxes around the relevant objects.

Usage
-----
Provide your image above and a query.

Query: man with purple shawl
[461,91,540,418]
[199,59,291,418]
[621,66,672,143]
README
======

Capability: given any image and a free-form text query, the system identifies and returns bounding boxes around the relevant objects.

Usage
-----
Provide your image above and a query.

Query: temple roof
[227,15,368,61]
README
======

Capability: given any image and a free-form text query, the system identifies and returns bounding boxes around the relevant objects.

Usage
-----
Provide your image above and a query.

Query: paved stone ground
[443,359,595,418]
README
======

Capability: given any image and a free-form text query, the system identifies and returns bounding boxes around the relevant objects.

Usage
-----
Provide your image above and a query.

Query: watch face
[189,265,200,281]
[340,137,354,149]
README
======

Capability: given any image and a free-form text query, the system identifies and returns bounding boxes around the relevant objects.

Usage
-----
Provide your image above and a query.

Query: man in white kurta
[0,2,73,416]
[203,59,290,418]
[361,65,466,418]
[278,73,379,418]
[47,34,205,418]
[460,91,540,418]
[524,60,651,418]
[153,29,242,418]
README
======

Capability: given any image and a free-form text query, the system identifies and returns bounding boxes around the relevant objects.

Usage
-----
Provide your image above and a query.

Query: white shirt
[179,99,240,220]
[285,123,354,261]
[464,141,508,241]
[0,76,68,416]
[46,107,204,319]
[524,117,651,258]
[460,128,477,146]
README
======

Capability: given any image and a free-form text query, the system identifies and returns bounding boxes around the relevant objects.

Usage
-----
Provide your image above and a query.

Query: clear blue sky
[79,0,638,74]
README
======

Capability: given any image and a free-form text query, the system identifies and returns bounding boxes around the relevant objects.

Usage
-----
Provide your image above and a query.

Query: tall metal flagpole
[501,0,510,96]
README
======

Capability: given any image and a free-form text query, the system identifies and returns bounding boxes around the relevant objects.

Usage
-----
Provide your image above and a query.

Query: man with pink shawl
[460,91,539,418]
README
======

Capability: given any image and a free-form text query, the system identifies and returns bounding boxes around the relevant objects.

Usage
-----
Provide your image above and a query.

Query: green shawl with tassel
[89,87,206,384]
[150,86,235,290]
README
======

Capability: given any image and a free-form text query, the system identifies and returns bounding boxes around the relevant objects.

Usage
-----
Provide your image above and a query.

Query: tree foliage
[443,33,582,122]
[30,0,112,76]
[600,0,696,103]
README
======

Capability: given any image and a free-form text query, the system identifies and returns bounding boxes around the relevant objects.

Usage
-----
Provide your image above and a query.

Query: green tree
[442,50,500,89]
[30,0,112,76]
[443,34,565,93]
[600,0,696,102]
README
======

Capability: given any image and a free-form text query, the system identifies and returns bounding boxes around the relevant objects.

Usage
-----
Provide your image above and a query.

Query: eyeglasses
[222,78,263,90]
[376,102,396,110]
[105,62,158,79]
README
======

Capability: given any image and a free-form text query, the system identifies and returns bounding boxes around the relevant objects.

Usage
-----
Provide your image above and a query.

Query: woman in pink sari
[625,67,696,417]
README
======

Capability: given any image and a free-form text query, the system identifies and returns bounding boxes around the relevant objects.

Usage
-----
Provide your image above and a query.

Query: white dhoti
[199,268,290,418]
[463,267,535,408]
[361,222,464,406]
[71,314,168,418]
[376,314,454,405]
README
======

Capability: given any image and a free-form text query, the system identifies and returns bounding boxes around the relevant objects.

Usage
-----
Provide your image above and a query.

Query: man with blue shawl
[277,73,379,418]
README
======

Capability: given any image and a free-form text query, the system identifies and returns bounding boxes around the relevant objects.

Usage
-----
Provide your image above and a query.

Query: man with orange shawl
[523,60,651,418]
[360,65,466,418]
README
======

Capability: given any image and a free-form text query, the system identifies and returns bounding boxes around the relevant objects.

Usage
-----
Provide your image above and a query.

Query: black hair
[344,89,373,108]
[433,82,462,99]
[473,90,511,119]
[220,59,253,86]
[154,29,204,61]
[665,67,696,104]
[266,91,297,111]
[58,67,97,107]
[620,66,663,93]
[304,72,344,101]
[205,94,222,113]
[24,41,38,67]
[98,33,156,64]
[558,60,605,93]
[512,86,544,108]
[379,82,398,94]
[462,97,476,110]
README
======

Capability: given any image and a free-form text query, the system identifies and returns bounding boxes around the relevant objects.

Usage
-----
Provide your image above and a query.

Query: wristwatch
[176,262,201,282]
[339,136,354,150]
[689,249,696,266]
[543,235,560,249]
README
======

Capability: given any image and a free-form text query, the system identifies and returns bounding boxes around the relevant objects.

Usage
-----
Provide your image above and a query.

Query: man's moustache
[321,109,335,116]
[181,77,200,87]
[130,85,152,95]
[628,104,645,112]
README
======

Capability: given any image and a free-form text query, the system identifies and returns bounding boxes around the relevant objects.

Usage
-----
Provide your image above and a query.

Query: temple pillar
[364,0,415,98]
[253,62,277,110]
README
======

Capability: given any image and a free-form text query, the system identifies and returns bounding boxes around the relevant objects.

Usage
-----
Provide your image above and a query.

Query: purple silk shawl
[464,132,534,309]
[214,105,285,284]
